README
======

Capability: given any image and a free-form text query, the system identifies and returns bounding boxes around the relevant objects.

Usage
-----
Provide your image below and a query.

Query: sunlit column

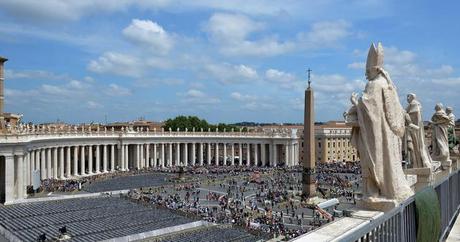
[238,143,242,166]
[66,147,71,177]
[231,143,235,166]
[176,143,180,166]
[246,144,250,166]
[153,143,157,167]
[73,146,79,176]
[81,146,86,175]
[103,145,107,172]
[88,145,93,174]
[207,143,211,165]
[59,147,64,179]
[215,143,219,166]
[125,145,130,171]
[145,144,150,168]
[52,147,58,178]
[46,148,52,178]
[17,154,24,199]
[192,142,196,166]
[223,143,227,166]
[184,143,188,166]
[199,143,203,166]
[168,143,172,167]
[285,143,289,167]
[95,145,101,173]
[254,143,258,167]
[110,144,115,172]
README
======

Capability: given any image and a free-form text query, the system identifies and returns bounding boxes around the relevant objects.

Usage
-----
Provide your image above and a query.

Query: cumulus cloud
[264,69,303,89]
[230,92,257,102]
[88,52,144,77]
[122,19,173,54]
[204,13,294,56]
[178,89,220,104]
[105,84,132,96]
[203,63,258,84]
[5,69,68,80]
[299,20,351,48]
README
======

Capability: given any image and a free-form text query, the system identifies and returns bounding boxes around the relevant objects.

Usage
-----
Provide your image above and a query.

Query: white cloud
[347,62,365,69]
[178,89,220,104]
[88,52,143,77]
[299,20,351,48]
[5,69,68,80]
[203,63,258,84]
[105,84,132,96]
[264,68,303,89]
[122,19,173,55]
[87,100,103,109]
[204,13,293,56]
[230,92,257,102]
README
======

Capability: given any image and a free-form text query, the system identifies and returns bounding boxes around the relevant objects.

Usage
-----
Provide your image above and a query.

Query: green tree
[163,116,247,132]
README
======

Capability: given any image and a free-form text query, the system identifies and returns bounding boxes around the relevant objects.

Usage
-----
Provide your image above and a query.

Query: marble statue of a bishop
[345,42,413,210]
[405,93,432,169]
[431,103,451,162]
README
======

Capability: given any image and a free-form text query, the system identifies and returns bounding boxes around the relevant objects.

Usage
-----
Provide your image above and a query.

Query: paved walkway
[446,215,460,242]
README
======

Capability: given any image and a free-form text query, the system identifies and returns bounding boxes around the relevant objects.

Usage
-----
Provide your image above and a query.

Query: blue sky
[0,0,459,124]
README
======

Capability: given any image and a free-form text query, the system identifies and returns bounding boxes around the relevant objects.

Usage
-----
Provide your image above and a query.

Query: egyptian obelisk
[302,69,316,197]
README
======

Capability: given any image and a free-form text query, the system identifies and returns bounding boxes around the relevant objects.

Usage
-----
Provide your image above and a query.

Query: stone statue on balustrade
[345,42,413,211]
[446,107,458,151]
[431,103,451,165]
[403,93,432,169]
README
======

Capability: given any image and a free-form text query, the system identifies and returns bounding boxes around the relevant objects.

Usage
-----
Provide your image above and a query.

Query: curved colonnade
[0,130,300,204]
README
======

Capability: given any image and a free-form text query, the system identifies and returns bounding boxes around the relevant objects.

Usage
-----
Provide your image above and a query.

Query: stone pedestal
[405,168,431,182]
[356,197,399,211]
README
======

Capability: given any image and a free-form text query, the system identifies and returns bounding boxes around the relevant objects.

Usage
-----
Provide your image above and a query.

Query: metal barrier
[334,169,460,242]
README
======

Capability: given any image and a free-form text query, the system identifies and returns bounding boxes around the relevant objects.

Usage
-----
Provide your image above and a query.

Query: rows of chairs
[0,196,196,241]
[155,226,262,242]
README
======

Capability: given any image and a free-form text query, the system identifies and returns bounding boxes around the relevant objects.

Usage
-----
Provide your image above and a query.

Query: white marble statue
[431,103,451,162]
[404,93,432,169]
[446,107,456,128]
[345,42,413,210]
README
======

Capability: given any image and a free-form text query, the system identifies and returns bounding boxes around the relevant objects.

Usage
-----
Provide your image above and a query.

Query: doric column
[153,144,157,167]
[254,143,258,166]
[103,145,107,172]
[207,143,211,165]
[136,144,140,169]
[145,144,150,168]
[47,148,52,178]
[161,143,165,167]
[88,145,93,174]
[53,147,58,178]
[231,143,235,166]
[81,146,86,175]
[59,147,65,179]
[273,144,278,167]
[120,144,125,171]
[4,155,15,203]
[168,143,173,167]
[285,144,289,167]
[95,145,100,173]
[238,143,242,166]
[17,154,24,199]
[246,144,250,166]
[261,144,266,167]
[66,147,71,177]
[223,143,227,166]
[176,143,180,166]
[192,142,196,166]
[199,143,203,166]
[125,145,129,171]
[184,143,188,166]
[40,149,46,179]
[25,152,30,186]
[73,146,79,176]
[110,144,115,172]
[215,143,219,166]
[30,150,35,172]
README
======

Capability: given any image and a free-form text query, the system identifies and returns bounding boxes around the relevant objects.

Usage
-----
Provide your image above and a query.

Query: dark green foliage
[163,116,246,132]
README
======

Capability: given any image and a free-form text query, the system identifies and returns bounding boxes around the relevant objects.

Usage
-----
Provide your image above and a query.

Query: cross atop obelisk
[307,68,312,89]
